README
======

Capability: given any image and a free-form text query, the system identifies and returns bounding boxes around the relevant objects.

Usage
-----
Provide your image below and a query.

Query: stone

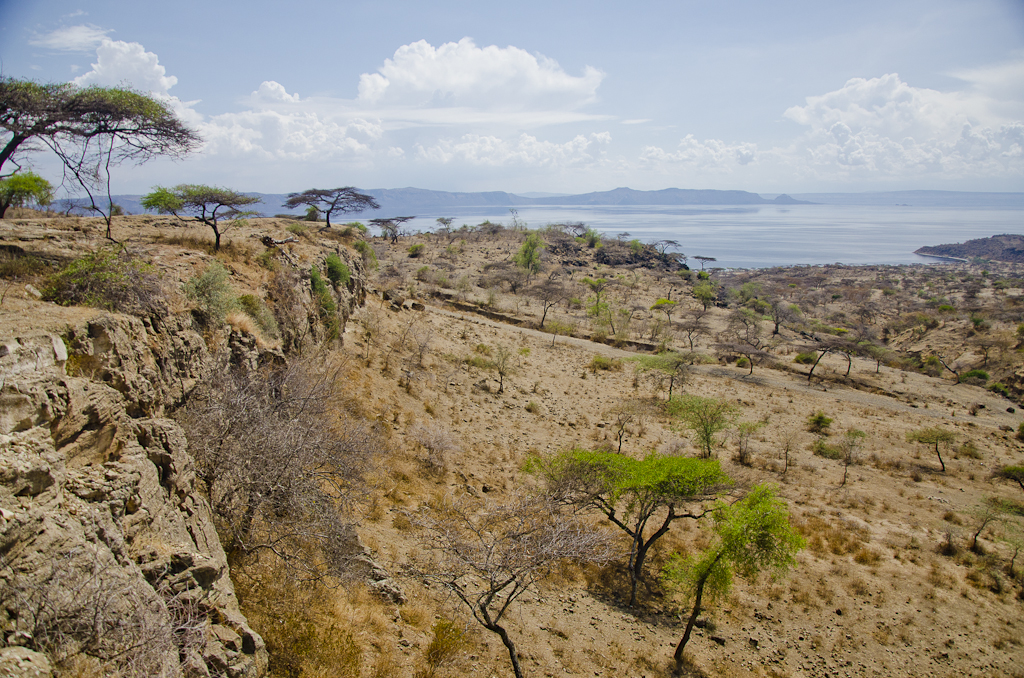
[0,647,53,678]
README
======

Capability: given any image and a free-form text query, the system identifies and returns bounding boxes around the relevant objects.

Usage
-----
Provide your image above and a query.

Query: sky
[2,0,1024,195]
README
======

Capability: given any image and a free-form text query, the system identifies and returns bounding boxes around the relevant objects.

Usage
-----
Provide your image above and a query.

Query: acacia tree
[532,277,568,329]
[535,449,731,606]
[0,170,53,217]
[668,395,739,459]
[663,485,803,670]
[282,187,379,228]
[906,427,956,472]
[632,351,691,400]
[1,78,200,236]
[414,494,611,678]
[142,184,260,250]
[370,216,415,243]
[512,231,545,283]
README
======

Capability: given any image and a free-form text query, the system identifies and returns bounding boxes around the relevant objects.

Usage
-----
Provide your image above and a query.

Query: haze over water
[399,204,1024,269]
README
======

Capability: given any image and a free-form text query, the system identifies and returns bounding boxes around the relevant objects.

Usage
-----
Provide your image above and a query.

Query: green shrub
[793,352,817,365]
[325,253,351,287]
[546,320,576,337]
[474,343,492,356]
[419,619,467,678]
[988,382,1011,398]
[1017,423,1024,442]
[309,265,339,340]
[806,411,833,435]
[43,247,162,313]
[408,243,426,258]
[353,240,377,270]
[238,294,280,339]
[736,357,750,368]
[183,261,237,326]
[812,438,843,460]
[464,355,491,369]
[286,223,308,236]
[525,401,540,414]
[588,355,622,372]
[343,221,368,233]
[961,369,990,382]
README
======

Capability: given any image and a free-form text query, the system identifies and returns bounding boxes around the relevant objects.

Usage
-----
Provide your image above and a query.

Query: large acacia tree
[1,78,200,235]
[535,449,731,606]
[282,187,379,228]
[143,184,260,250]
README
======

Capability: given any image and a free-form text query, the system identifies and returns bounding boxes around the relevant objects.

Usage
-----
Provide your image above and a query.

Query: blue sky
[2,0,1023,194]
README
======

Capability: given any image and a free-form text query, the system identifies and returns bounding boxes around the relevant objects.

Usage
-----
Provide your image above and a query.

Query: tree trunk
[935,443,945,472]
[674,553,722,670]
[486,623,525,678]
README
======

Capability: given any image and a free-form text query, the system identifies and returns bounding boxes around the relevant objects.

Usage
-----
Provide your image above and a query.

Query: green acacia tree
[692,280,717,310]
[663,484,804,670]
[143,184,261,251]
[650,297,678,327]
[0,171,53,218]
[534,449,731,607]
[1,78,200,237]
[668,395,739,459]
[631,351,691,400]
[512,231,545,282]
[996,465,1024,493]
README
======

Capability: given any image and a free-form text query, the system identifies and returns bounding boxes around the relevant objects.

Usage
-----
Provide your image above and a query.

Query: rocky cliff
[0,316,269,677]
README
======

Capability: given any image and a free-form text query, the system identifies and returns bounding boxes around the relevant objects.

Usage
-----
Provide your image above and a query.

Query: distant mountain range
[95,187,1024,217]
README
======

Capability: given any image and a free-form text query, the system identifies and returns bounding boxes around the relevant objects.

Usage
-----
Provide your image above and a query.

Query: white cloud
[782,73,1024,179]
[621,119,652,125]
[199,110,378,161]
[415,132,610,167]
[29,24,110,52]
[251,81,301,103]
[640,135,759,169]
[73,39,177,95]
[358,38,603,110]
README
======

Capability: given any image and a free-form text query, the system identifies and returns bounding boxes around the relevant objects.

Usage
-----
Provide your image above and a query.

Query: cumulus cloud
[29,24,111,52]
[200,110,379,161]
[251,81,301,103]
[782,73,1024,179]
[73,39,178,95]
[358,38,603,109]
[416,132,610,167]
[640,135,759,169]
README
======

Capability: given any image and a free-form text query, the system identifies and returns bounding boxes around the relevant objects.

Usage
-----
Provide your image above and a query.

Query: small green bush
[309,265,339,340]
[408,243,426,258]
[238,294,280,339]
[43,247,161,313]
[325,253,351,287]
[353,240,378,270]
[474,343,492,356]
[806,411,833,435]
[183,261,237,327]
[464,355,492,369]
[988,382,1011,398]
[961,369,990,382]
[286,223,308,236]
[812,438,843,460]
[588,355,621,372]
[525,401,540,414]
[793,352,817,365]
[546,321,576,337]
[736,357,750,368]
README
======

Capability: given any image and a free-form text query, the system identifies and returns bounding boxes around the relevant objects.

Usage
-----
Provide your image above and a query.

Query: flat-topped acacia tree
[533,449,731,607]
[282,187,379,229]
[142,184,260,251]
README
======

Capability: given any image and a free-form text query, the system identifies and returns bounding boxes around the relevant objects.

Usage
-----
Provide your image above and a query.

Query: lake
[391,204,1024,269]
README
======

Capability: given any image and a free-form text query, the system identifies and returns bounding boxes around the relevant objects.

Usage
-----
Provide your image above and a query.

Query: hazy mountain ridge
[90,187,1024,218]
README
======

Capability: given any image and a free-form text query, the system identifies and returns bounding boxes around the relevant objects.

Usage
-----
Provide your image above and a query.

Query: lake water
[392,204,1024,269]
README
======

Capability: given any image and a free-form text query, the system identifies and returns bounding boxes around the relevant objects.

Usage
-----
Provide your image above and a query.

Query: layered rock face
[0,316,268,677]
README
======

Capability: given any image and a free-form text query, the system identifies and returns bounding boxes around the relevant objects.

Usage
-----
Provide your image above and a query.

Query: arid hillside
[2,213,1023,678]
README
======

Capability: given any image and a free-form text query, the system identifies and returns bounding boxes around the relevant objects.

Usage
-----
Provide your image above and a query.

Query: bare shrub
[412,493,613,678]
[0,549,190,676]
[177,356,386,580]
[409,422,461,473]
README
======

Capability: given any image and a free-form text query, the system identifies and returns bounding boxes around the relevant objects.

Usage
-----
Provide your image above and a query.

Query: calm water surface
[394,204,1024,269]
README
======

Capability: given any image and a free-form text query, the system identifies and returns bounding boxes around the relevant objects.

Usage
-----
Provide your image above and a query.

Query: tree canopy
[282,187,379,228]
[663,484,803,668]
[143,184,260,250]
[534,449,731,606]
[0,171,53,218]
[1,77,201,236]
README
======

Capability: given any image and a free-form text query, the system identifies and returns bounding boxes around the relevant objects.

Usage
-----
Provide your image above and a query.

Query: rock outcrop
[0,318,268,677]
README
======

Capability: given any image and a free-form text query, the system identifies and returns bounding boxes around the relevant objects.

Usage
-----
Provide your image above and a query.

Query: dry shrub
[414,619,468,678]
[236,569,362,678]
[409,421,461,473]
[177,356,386,580]
[853,547,882,565]
[796,514,868,556]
